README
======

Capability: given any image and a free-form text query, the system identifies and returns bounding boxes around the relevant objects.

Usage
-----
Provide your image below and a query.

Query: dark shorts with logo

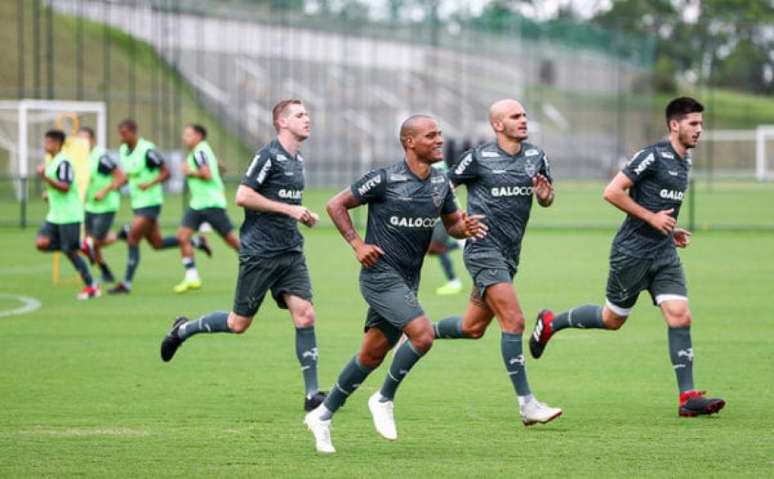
[84,211,116,241]
[38,221,81,253]
[464,247,518,299]
[133,205,162,221]
[232,252,313,317]
[360,266,424,345]
[182,207,234,237]
[605,249,687,310]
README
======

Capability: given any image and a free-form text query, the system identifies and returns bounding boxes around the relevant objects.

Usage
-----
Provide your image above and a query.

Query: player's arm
[183,150,212,180]
[138,149,169,190]
[235,185,317,227]
[326,188,383,267]
[37,161,72,192]
[534,153,554,207]
[603,172,675,235]
[442,210,488,240]
[96,155,126,200]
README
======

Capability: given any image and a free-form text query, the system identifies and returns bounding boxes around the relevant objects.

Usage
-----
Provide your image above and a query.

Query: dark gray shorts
[360,267,424,344]
[605,250,688,314]
[84,211,115,240]
[37,221,81,253]
[463,248,518,299]
[430,221,450,246]
[133,205,162,220]
[232,252,312,317]
[181,207,234,237]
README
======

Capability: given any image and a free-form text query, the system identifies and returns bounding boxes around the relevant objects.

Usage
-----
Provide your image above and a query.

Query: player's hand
[138,182,151,191]
[532,174,553,203]
[36,163,45,177]
[461,212,488,239]
[181,163,191,176]
[95,187,109,201]
[353,240,384,268]
[648,208,676,235]
[287,205,318,228]
[673,228,692,248]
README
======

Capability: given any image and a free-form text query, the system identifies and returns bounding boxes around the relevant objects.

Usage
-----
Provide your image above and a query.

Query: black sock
[124,245,140,284]
[99,262,113,278]
[160,236,179,249]
[668,326,695,393]
[66,251,94,287]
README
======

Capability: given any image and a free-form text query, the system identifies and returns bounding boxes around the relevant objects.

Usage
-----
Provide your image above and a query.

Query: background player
[159,100,326,412]
[428,160,463,295]
[35,129,100,300]
[174,123,240,293]
[78,126,125,284]
[529,97,725,418]
[430,99,562,426]
[303,114,486,454]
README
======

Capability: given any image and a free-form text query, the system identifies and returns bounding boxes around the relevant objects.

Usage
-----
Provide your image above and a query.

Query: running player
[108,119,208,294]
[303,114,487,454]
[429,99,562,426]
[35,129,100,300]
[173,124,240,293]
[529,97,725,417]
[159,100,326,412]
[78,126,125,284]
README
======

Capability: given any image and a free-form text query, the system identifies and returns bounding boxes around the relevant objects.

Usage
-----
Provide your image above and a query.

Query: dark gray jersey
[351,160,458,287]
[612,140,691,259]
[239,139,306,257]
[449,141,551,265]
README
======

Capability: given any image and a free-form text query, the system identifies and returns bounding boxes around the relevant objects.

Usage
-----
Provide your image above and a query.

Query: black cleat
[304,391,328,412]
[117,224,131,241]
[529,309,554,359]
[101,270,116,284]
[196,235,212,258]
[161,317,188,362]
[107,282,131,295]
[679,390,726,417]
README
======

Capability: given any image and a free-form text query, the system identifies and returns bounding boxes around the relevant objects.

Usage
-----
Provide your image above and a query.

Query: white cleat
[368,392,397,440]
[304,406,335,454]
[520,398,562,426]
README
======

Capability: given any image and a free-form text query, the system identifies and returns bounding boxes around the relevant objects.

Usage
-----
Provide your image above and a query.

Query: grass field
[0,190,773,477]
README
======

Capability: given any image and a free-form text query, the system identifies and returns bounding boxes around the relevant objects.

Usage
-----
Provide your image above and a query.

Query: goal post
[695,125,774,181]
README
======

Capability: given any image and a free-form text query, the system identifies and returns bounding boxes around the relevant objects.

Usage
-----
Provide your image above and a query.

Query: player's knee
[501,312,525,334]
[227,314,252,334]
[665,305,691,328]
[602,312,627,330]
[409,330,434,353]
[463,322,487,339]
[293,306,316,328]
[358,349,385,369]
[35,238,49,251]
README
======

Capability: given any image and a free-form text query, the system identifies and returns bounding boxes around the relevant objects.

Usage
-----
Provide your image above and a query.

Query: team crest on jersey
[524,159,537,177]
[432,190,443,207]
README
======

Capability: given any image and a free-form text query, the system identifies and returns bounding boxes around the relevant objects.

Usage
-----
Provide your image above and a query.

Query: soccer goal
[0,99,107,227]
[697,125,774,181]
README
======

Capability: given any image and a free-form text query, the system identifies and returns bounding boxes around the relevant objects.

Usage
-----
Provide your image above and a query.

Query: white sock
[185,267,200,282]
[518,394,535,408]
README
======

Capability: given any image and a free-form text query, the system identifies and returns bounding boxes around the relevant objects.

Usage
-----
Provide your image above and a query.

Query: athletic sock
[295,326,320,397]
[432,315,465,339]
[501,332,532,398]
[668,326,695,393]
[551,304,604,333]
[379,339,426,401]
[124,245,140,283]
[182,257,199,281]
[321,355,374,419]
[191,236,202,248]
[446,238,460,251]
[438,252,456,281]
[67,251,94,287]
[177,311,231,341]
[98,262,113,279]
[160,236,179,249]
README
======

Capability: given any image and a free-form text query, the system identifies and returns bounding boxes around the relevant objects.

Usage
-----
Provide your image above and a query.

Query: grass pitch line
[0,294,41,318]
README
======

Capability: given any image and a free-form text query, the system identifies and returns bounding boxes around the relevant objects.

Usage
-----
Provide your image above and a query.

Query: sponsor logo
[390,173,407,181]
[525,149,539,157]
[481,151,500,158]
[492,169,507,174]
[357,174,382,196]
[455,153,474,175]
[659,189,684,201]
[276,154,288,162]
[389,216,439,228]
[284,171,295,176]
[661,151,674,159]
[255,159,272,184]
[677,348,694,362]
[509,354,525,366]
[633,153,655,175]
[668,170,678,176]
[431,175,446,183]
[278,189,303,200]
[491,185,533,197]
[302,347,319,361]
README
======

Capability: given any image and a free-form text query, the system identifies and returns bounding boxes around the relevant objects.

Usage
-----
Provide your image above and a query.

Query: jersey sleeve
[97,154,118,175]
[350,168,386,204]
[622,149,656,185]
[441,181,458,215]
[448,150,478,185]
[193,149,209,169]
[56,160,74,184]
[145,149,165,170]
[241,151,273,191]
[539,152,553,183]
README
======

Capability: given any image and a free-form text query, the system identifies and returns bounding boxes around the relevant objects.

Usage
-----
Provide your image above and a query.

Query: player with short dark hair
[35,129,100,300]
[427,99,562,427]
[159,100,327,413]
[173,124,240,293]
[77,126,125,284]
[303,114,487,454]
[529,96,725,417]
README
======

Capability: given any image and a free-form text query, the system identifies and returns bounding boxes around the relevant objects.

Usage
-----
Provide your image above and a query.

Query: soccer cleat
[435,278,463,296]
[196,235,213,258]
[520,398,562,426]
[117,224,130,241]
[81,238,96,265]
[160,317,188,362]
[304,406,335,454]
[529,309,554,359]
[173,278,202,294]
[679,390,725,417]
[304,391,328,412]
[101,269,116,284]
[107,282,131,295]
[76,285,101,300]
[368,392,397,440]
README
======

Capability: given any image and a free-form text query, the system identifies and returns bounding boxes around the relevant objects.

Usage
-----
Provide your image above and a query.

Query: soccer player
[107,119,208,294]
[529,97,726,417]
[159,100,326,412]
[78,126,125,284]
[173,124,240,293]
[428,160,463,295]
[303,114,487,454]
[429,99,562,427]
[35,129,100,300]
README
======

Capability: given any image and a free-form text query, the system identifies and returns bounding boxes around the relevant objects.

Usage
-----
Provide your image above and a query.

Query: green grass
[0,192,773,477]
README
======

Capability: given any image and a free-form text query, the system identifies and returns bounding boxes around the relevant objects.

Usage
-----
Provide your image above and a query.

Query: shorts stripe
[655,294,688,305]
[605,299,632,317]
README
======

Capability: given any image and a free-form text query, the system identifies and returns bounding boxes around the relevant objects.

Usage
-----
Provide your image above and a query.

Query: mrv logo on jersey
[491,185,533,197]
[278,189,303,200]
[389,216,440,228]
[659,189,684,201]
[357,175,382,196]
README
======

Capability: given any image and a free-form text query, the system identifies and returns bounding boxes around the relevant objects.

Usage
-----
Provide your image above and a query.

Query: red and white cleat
[529,309,554,359]
[77,285,101,300]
